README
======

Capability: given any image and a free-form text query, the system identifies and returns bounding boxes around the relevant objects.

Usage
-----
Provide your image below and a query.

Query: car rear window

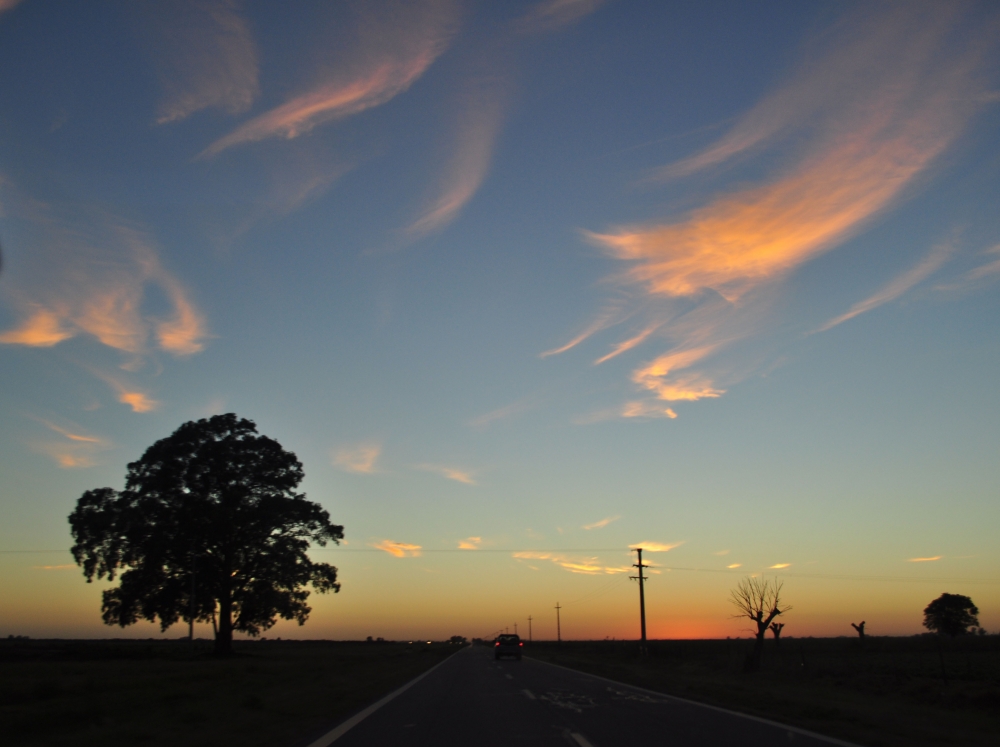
[498,635,520,643]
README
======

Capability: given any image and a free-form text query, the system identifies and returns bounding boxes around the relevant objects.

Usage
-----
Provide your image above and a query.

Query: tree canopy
[69,413,343,654]
[923,593,979,637]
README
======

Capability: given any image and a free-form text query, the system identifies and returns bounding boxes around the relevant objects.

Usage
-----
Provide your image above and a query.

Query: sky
[1,0,999,642]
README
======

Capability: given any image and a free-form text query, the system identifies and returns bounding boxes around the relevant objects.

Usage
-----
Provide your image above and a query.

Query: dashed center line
[523,689,536,700]
[570,733,595,747]
[505,674,513,680]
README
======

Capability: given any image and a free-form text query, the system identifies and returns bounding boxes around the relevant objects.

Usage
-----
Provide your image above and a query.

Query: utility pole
[514,622,518,636]
[555,602,562,643]
[630,547,649,646]
[528,615,533,642]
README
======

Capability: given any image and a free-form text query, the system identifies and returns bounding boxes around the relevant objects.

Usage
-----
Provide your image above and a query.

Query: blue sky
[1,0,999,641]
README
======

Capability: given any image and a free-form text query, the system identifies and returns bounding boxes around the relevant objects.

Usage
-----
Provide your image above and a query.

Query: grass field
[0,638,458,747]
[525,636,1000,747]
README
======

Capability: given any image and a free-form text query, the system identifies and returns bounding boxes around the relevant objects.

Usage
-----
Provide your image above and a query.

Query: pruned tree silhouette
[730,576,791,672]
[851,621,866,640]
[69,414,344,655]
[769,621,784,644]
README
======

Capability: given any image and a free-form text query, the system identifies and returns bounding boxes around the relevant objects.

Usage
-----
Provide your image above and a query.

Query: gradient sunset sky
[2,0,999,642]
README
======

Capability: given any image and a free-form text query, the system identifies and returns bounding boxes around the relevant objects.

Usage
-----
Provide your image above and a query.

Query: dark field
[526,636,1000,747]
[0,638,457,747]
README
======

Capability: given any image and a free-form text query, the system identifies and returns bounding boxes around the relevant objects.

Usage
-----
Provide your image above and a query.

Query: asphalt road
[314,644,859,747]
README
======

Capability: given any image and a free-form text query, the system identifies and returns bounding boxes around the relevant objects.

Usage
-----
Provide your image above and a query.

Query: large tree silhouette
[923,593,979,637]
[69,414,343,655]
[730,576,791,672]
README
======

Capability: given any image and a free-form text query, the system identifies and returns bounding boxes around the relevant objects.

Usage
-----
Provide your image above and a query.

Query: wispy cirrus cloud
[31,419,111,468]
[583,515,620,530]
[513,551,630,575]
[406,73,509,236]
[817,240,955,332]
[516,0,605,35]
[0,182,208,359]
[908,555,942,562]
[551,3,998,419]
[629,541,683,552]
[200,0,459,158]
[469,399,533,428]
[333,442,381,474]
[372,539,422,557]
[416,463,476,485]
[457,536,482,550]
[727,563,742,569]
[90,370,160,413]
[136,0,259,124]
[769,563,791,569]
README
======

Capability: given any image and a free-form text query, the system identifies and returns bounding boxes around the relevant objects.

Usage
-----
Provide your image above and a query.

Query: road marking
[304,648,464,746]
[523,689,536,700]
[505,674,513,680]
[571,733,595,747]
[526,656,863,747]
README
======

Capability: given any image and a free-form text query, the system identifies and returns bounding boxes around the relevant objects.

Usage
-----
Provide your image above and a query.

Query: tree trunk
[744,630,766,672]
[215,589,233,656]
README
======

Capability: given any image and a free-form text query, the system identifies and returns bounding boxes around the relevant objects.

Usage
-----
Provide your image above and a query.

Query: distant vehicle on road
[494,633,522,660]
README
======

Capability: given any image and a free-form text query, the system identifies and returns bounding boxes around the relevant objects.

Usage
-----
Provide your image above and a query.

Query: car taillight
[495,641,499,646]
[519,642,523,646]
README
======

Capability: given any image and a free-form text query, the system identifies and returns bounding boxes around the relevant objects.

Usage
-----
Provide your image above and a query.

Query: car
[494,633,522,660]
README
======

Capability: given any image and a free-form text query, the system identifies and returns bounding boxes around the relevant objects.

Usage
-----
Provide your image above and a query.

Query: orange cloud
[406,63,509,236]
[908,556,942,563]
[630,347,724,402]
[469,399,533,428]
[333,443,381,474]
[727,563,742,569]
[0,307,73,347]
[769,563,791,569]
[140,0,259,124]
[0,0,22,14]
[594,324,661,365]
[629,541,683,553]
[558,3,995,418]
[416,463,476,485]
[817,240,954,332]
[516,0,605,34]
[965,245,1000,282]
[31,419,111,468]
[457,537,482,550]
[583,515,620,530]
[201,1,458,158]
[0,186,208,358]
[372,540,422,558]
[512,551,628,575]
[540,306,628,358]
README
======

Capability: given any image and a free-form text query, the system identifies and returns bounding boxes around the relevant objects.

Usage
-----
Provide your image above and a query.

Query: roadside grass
[526,636,1000,747]
[0,639,458,747]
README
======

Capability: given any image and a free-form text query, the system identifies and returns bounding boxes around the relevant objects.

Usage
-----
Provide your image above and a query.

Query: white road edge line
[305,647,466,747]
[571,733,595,747]
[525,656,863,747]
[523,688,536,699]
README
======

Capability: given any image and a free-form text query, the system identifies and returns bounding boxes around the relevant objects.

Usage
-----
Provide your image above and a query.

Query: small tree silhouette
[730,576,791,672]
[769,622,784,643]
[851,621,866,640]
[923,593,979,637]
